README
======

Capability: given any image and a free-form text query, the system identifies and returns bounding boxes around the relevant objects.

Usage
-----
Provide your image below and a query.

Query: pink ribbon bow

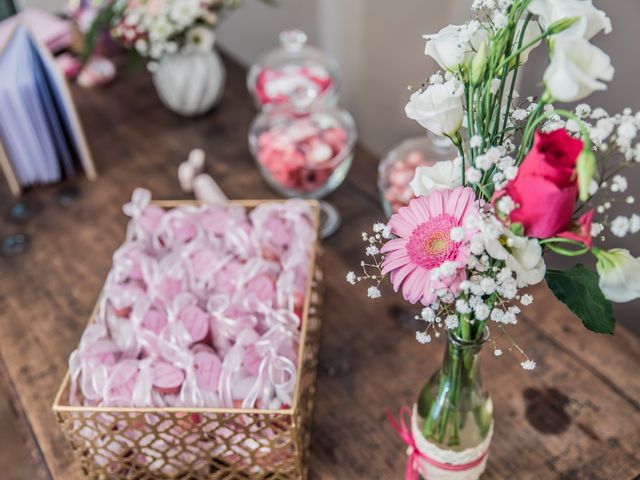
[386,406,489,480]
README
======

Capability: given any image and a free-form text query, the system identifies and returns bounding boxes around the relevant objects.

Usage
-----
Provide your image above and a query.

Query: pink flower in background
[381,186,478,305]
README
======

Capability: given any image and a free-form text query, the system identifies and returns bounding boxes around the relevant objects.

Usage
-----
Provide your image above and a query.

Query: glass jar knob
[279,29,307,53]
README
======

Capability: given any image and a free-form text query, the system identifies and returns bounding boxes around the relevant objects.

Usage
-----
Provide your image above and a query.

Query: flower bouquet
[348,1,640,478]
[87,0,271,115]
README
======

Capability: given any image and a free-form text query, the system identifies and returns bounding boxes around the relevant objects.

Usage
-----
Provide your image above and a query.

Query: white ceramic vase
[152,47,226,116]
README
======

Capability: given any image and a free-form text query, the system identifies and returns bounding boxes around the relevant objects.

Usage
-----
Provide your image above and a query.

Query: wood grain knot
[389,305,420,332]
[523,387,571,434]
[319,349,351,377]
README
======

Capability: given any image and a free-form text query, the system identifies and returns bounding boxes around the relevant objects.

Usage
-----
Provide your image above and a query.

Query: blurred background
[0,0,629,333]
[14,0,640,326]
[0,1,638,478]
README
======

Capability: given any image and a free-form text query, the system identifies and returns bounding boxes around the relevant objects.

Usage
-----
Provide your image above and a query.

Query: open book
[0,25,96,196]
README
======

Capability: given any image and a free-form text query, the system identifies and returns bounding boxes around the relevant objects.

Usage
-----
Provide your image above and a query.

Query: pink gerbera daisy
[381,186,478,306]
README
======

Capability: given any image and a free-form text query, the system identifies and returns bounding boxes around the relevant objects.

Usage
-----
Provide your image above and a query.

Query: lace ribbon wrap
[410,405,493,480]
[68,189,316,411]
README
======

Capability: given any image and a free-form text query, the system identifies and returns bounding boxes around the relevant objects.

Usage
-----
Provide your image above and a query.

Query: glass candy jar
[249,104,356,238]
[378,133,457,218]
[247,30,339,110]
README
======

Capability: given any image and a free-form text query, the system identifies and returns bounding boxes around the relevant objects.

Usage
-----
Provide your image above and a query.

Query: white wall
[23,0,640,159]
[216,0,319,66]
[23,0,472,156]
[218,0,470,157]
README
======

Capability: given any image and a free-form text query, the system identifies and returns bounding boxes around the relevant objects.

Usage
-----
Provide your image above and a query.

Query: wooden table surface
[0,54,639,480]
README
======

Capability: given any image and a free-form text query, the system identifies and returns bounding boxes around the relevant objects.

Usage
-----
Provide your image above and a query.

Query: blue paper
[0,25,81,188]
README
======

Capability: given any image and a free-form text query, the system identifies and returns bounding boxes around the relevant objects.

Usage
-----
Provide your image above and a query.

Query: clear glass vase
[416,328,493,451]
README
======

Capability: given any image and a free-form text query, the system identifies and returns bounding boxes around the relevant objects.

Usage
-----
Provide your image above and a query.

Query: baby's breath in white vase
[151,27,225,116]
[90,0,269,115]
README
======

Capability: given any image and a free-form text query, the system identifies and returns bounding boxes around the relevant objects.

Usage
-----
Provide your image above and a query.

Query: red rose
[496,129,583,238]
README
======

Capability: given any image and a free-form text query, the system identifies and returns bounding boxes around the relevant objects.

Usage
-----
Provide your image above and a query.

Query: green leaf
[545,264,615,334]
[509,222,524,236]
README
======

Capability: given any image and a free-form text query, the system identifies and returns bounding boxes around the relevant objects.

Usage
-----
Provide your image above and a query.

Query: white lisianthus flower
[594,248,640,303]
[185,26,216,52]
[544,37,614,102]
[423,24,488,72]
[528,0,612,40]
[482,219,546,288]
[405,78,465,137]
[410,158,463,197]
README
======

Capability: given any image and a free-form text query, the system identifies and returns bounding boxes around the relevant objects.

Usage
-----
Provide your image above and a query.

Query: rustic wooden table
[0,55,639,480]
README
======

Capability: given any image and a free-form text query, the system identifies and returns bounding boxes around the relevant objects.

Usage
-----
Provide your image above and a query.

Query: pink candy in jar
[378,135,458,217]
[248,29,339,109]
[251,109,355,196]
[254,65,333,107]
[383,150,432,214]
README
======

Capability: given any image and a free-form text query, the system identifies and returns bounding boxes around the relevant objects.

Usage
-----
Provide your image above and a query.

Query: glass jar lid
[247,29,340,110]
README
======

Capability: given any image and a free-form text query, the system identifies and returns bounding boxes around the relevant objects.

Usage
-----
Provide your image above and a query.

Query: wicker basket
[52,200,323,479]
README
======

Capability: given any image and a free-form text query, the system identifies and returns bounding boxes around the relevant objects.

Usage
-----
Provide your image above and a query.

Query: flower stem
[423,368,448,438]
[496,29,556,71]
[517,98,547,162]
[499,13,533,143]
[446,347,462,446]
[450,132,466,186]
[460,313,471,341]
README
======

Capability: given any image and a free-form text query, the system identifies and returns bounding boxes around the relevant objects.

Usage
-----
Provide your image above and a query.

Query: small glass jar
[247,30,339,110]
[249,104,356,199]
[378,134,458,218]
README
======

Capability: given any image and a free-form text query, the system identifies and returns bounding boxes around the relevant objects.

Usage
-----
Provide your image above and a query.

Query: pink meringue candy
[104,359,139,407]
[67,190,317,411]
[178,304,210,344]
[152,361,185,395]
[141,302,168,335]
[193,348,222,393]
